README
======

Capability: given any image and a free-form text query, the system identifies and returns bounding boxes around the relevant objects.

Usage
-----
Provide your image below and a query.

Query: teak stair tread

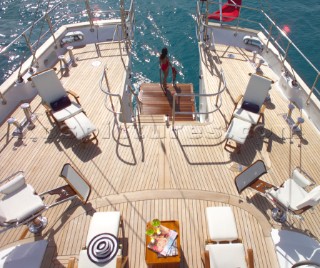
[140,83,195,122]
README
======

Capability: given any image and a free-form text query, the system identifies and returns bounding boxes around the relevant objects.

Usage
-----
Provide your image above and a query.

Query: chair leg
[224,139,241,153]
[82,131,98,144]
[271,208,286,223]
[28,216,48,233]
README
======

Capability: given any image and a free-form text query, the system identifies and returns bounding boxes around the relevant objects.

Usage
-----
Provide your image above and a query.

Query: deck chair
[0,240,47,268]
[233,74,272,125]
[30,69,98,143]
[234,160,320,223]
[202,206,254,268]
[0,163,91,233]
[225,74,272,152]
[70,211,128,268]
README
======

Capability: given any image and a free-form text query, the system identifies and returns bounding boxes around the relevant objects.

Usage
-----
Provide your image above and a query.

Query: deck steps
[139,83,196,122]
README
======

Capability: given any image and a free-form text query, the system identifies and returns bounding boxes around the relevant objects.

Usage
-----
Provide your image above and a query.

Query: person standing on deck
[159,47,172,93]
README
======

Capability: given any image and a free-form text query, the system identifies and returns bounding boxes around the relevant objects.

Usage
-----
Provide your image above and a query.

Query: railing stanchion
[306,73,320,105]
[85,0,94,31]
[172,94,176,130]
[45,14,58,48]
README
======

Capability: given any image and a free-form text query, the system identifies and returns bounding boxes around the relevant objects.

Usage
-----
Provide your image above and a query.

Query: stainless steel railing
[171,67,227,129]
[0,0,135,87]
[196,0,320,103]
[99,65,140,127]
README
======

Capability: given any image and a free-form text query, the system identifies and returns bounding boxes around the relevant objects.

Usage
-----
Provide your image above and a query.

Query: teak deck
[0,41,319,268]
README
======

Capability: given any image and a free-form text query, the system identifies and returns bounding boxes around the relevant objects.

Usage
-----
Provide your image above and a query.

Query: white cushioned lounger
[79,211,121,268]
[205,243,247,268]
[206,206,238,242]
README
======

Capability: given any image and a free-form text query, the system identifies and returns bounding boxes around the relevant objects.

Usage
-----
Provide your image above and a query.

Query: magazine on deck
[157,239,178,257]
[147,225,178,256]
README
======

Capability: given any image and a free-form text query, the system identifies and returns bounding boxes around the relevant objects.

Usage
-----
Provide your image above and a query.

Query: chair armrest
[234,94,244,105]
[201,251,210,268]
[260,103,266,114]
[67,257,76,268]
[67,90,80,99]
[42,101,52,112]
[231,94,244,117]
[246,248,254,268]
[67,90,81,105]
[116,256,128,268]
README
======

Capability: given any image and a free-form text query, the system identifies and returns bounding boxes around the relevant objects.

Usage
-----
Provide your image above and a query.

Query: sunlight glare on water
[0,0,319,95]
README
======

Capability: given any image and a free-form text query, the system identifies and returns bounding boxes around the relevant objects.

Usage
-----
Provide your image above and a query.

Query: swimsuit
[161,59,169,71]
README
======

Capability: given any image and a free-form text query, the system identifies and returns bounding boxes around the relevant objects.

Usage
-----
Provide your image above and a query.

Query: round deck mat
[91,60,101,67]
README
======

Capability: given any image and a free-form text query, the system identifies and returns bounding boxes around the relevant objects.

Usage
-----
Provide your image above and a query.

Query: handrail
[99,65,124,116]
[0,0,135,88]
[0,3,134,55]
[196,0,320,102]
[171,68,226,129]
[291,260,320,268]
[99,65,140,123]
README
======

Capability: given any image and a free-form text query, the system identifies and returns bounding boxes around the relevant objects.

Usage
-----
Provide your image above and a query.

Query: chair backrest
[296,186,320,210]
[243,74,272,108]
[32,69,67,105]
[292,169,312,188]
[235,160,267,194]
[206,206,239,242]
[0,172,25,196]
[60,164,91,203]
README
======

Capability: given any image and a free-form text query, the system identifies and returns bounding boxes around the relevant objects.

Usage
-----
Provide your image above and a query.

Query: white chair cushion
[296,186,320,210]
[64,112,96,140]
[206,207,238,242]
[52,102,83,122]
[268,179,308,211]
[292,169,312,188]
[233,108,260,124]
[78,249,118,268]
[0,173,25,195]
[0,185,45,222]
[205,243,247,268]
[86,211,121,248]
[225,118,252,145]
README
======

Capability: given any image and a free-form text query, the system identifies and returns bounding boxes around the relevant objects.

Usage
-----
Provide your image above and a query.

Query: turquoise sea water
[0,0,319,93]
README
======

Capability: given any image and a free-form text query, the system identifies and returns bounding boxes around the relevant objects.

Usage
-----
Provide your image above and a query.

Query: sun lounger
[76,211,127,268]
[225,74,272,152]
[30,68,98,143]
[203,206,254,268]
